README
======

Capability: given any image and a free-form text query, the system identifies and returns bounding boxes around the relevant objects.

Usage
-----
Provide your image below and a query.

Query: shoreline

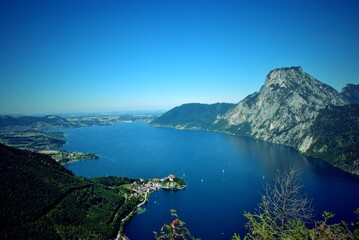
[115,176,186,239]
[115,192,149,240]
[38,149,99,165]
[150,124,359,176]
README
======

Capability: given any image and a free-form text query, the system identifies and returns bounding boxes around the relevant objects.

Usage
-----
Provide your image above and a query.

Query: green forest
[150,103,235,129]
[307,104,359,174]
[0,143,139,239]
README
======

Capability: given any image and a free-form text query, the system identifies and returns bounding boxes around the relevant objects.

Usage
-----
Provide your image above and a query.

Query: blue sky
[1,0,358,114]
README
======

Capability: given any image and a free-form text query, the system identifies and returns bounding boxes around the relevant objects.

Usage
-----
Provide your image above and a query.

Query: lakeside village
[116,175,186,239]
[129,174,186,199]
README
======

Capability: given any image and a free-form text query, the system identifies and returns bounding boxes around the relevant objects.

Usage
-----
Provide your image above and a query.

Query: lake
[62,123,359,239]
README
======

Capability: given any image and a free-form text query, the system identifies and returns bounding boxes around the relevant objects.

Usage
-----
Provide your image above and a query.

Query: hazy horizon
[0,107,168,117]
[1,0,359,115]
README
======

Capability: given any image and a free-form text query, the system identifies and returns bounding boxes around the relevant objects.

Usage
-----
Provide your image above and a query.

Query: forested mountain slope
[0,143,134,239]
[306,104,359,175]
[150,102,235,130]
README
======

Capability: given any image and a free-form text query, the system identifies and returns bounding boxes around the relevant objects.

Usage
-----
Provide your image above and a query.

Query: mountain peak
[225,66,347,152]
[269,66,303,74]
[264,66,306,88]
[341,83,359,103]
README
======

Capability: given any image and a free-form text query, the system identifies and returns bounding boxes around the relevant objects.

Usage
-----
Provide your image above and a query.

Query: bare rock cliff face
[341,83,359,104]
[222,66,347,152]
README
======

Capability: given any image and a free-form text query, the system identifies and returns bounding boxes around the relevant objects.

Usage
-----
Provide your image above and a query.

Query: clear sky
[1,0,358,114]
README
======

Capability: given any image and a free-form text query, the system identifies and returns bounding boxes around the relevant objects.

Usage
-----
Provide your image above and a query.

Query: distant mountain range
[0,115,73,129]
[0,113,159,131]
[151,67,359,175]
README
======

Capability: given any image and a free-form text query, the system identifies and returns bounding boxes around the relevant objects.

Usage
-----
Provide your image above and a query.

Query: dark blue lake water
[62,123,359,239]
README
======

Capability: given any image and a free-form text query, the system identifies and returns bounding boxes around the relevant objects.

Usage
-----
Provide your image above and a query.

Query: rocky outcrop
[221,66,347,152]
[341,84,359,104]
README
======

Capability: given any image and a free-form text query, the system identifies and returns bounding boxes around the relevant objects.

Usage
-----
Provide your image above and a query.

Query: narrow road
[115,192,148,240]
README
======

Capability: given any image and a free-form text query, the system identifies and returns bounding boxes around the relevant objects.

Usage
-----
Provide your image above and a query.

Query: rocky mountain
[221,66,347,152]
[151,66,359,174]
[341,84,359,104]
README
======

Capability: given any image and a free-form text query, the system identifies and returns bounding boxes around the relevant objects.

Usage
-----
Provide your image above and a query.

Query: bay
[63,123,359,239]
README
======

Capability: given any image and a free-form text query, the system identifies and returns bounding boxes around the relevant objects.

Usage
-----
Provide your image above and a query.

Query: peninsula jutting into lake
[116,174,186,239]
[59,122,359,239]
